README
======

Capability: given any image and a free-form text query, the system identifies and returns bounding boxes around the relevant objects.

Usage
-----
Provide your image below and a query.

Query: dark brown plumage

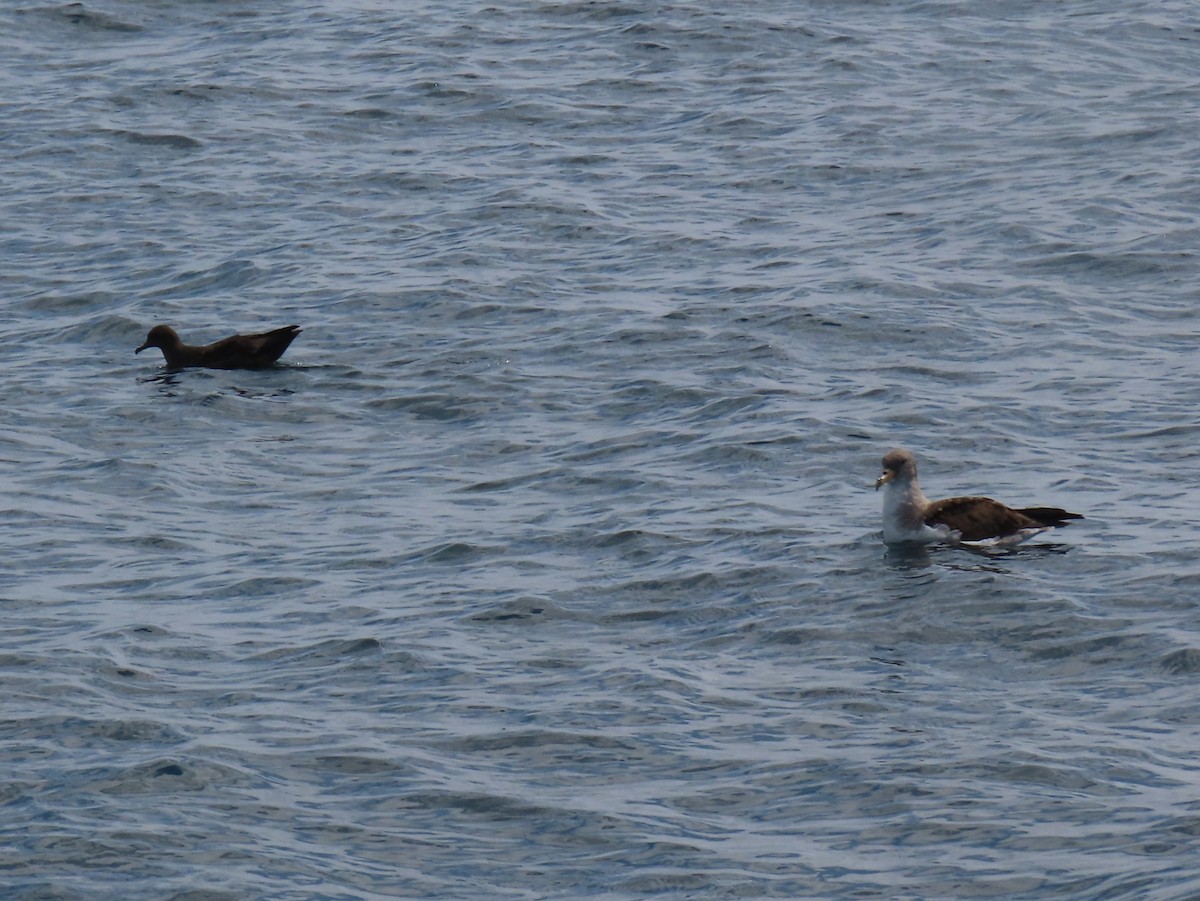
[136,324,301,370]
[921,496,1081,542]
[876,447,1082,545]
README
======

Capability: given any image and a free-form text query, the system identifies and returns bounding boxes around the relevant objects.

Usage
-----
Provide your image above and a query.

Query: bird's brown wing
[244,325,302,363]
[923,496,1046,542]
[203,326,301,369]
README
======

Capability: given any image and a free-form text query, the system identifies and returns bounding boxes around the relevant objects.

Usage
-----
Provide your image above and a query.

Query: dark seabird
[875,447,1082,546]
[135,324,301,370]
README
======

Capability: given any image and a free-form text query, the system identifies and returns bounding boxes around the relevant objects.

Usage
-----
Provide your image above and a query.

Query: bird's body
[875,448,1082,546]
[136,324,301,370]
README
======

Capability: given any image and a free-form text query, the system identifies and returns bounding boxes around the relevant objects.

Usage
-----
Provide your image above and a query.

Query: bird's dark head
[135,325,180,354]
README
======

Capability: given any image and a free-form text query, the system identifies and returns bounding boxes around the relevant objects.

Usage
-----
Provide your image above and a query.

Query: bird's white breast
[880,481,946,544]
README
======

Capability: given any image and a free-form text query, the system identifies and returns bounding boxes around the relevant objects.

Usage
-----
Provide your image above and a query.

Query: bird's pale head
[875,447,918,490]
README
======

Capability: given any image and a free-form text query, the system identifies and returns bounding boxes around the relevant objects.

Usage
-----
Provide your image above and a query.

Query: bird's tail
[1017,507,1084,527]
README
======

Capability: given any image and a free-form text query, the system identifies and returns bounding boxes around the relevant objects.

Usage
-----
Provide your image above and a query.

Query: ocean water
[4,1,1200,898]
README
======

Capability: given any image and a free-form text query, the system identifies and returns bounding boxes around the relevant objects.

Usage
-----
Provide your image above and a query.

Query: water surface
[3,2,1200,898]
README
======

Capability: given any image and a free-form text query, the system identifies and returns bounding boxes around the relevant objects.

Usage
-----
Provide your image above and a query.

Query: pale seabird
[875,447,1083,546]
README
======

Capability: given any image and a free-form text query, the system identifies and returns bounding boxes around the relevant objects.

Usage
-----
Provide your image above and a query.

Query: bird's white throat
[880,477,940,544]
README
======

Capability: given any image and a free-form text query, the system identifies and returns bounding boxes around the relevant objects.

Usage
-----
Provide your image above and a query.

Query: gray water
[4,2,1200,898]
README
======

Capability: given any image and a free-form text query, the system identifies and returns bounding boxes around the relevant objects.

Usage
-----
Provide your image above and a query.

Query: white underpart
[879,477,947,544]
[959,527,1051,550]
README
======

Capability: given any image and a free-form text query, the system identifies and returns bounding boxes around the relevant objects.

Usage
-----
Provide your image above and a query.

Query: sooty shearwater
[875,447,1083,547]
[136,324,301,370]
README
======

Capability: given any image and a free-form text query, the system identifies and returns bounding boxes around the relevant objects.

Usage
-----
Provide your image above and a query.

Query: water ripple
[3,1,1200,898]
